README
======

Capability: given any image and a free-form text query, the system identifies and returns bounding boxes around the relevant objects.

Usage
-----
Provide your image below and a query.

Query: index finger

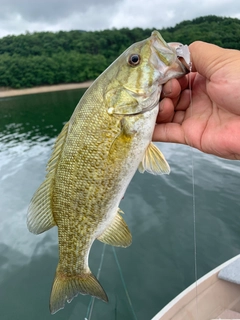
[161,75,189,99]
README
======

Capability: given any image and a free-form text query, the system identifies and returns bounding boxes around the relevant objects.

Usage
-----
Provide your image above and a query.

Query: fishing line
[112,247,138,320]
[84,243,106,320]
[189,69,199,318]
[191,135,199,318]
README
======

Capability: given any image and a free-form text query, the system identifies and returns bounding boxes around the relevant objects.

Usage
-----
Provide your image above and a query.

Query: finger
[157,98,175,123]
[172,110,186,124]
[158,87,191,124]
[175,89,191,111]
[161,78,180,99]
[178,75,190,91]
[152,123,186,144]
[161,76,189,99]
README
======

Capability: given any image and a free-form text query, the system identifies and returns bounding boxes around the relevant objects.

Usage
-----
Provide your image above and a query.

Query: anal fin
[138,142,170,175]
[98,209,132,247]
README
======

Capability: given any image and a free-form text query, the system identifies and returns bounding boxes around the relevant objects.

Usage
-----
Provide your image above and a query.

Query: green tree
[0,15,240,88]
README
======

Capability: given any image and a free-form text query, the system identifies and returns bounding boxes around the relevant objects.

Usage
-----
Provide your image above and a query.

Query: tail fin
[50,268,108,314]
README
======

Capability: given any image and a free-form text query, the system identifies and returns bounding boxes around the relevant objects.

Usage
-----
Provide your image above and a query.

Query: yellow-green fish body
[27,31,189,314]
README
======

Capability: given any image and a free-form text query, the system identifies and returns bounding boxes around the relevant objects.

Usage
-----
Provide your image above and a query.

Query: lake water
[0,89,240,320]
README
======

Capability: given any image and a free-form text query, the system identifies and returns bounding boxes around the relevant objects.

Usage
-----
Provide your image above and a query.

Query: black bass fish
[27,31,190,314]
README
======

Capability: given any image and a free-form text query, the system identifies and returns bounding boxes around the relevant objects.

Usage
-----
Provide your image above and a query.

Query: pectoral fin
[98,209,132,247]
[138,142,170,175]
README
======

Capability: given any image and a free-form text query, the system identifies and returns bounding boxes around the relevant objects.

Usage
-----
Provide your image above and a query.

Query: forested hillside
[0,15,239,89]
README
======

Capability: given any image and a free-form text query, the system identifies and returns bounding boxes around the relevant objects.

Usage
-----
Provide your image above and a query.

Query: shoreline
[0,81,93,98]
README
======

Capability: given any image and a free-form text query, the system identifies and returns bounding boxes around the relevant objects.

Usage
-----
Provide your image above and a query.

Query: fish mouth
[168,42,191,72]
[150,31,191,81]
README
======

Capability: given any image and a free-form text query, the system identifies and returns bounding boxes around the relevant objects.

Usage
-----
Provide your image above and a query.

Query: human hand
[153,41,240,160]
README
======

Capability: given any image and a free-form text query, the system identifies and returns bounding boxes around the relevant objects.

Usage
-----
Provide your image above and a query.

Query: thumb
[189,41,229,79]
[190,41,240,82]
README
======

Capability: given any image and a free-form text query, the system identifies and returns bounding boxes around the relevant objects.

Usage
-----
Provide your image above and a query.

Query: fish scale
[27,30,190,314]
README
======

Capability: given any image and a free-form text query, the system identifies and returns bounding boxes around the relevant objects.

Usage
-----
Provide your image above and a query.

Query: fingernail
[163,80,172,96]
[159,100,164,112]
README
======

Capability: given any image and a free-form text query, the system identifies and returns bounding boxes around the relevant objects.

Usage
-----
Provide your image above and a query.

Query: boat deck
[216,256,240,319]
[215,308,240,319]
[152,255,240,320]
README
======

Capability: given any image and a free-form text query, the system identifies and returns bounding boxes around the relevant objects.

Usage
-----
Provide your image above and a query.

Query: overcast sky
[0,0,240,38]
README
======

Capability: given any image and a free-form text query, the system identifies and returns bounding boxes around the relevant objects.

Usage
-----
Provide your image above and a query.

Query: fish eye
[128,54,140,66]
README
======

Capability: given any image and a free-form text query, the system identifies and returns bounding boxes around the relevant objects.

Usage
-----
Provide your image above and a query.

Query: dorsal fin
[138,142,170,175]
[97,209,132,247]
[46,122,70,173]
[27,122,69,234]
